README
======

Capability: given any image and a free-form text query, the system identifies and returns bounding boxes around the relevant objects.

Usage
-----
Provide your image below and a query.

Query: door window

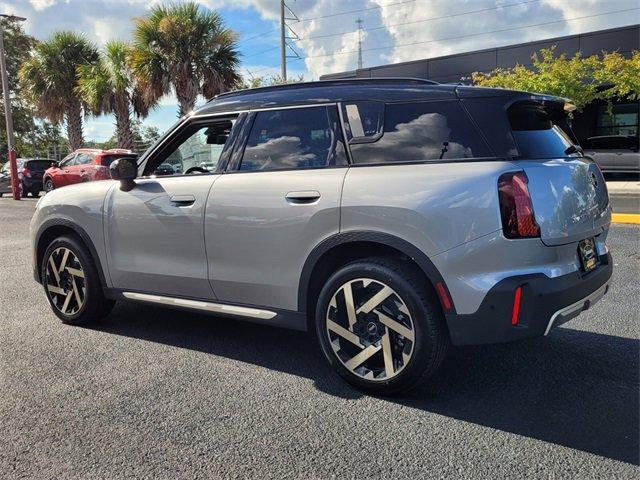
[59,154,76,167]
[238,106,347,171]
[75,153,95,165]
[144,120,235,177]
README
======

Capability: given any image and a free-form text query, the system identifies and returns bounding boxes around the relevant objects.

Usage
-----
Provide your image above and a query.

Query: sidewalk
[606,179,640,195]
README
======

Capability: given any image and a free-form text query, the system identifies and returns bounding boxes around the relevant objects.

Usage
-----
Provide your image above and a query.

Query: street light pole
[0,14,26,200]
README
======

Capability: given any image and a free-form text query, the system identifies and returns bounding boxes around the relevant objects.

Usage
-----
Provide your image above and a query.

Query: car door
[105,115,241,300]
[206,104,349,312]
[75,152,96,182]
[53,153,76,187]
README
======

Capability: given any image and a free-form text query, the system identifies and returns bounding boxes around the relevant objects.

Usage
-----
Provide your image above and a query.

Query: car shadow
[91,301,639,466]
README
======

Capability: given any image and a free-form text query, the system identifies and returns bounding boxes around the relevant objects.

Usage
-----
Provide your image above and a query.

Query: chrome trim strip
[122,292,277,320]
[544,283,609,335]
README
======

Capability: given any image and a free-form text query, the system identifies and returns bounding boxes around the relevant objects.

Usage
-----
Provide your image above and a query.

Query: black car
[0,158,52,197]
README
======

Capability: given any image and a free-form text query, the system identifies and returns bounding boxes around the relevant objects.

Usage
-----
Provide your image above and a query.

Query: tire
[315,257,449,395]
[41,235,114,325]
[44,178,55,193]
[31,190,40,198]
[20,184,29,199]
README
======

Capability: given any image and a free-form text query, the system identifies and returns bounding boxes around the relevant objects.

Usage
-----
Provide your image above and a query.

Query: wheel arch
[298,231,456,323]
[35,218,107,287]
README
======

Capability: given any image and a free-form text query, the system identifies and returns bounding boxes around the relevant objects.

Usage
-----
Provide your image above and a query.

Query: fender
[34,217,108,287]
[297,230,456,315]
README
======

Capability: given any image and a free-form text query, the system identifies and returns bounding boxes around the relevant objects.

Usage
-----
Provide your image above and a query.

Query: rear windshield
[584,136,638,150]
[508,102,576,159]
[101,154,137,167]
[25,160,52,170]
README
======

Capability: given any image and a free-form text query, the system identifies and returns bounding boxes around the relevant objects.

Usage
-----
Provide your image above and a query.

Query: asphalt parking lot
[0,197,638,479]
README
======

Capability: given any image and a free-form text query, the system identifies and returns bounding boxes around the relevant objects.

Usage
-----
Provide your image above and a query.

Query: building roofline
[321,23,640,79]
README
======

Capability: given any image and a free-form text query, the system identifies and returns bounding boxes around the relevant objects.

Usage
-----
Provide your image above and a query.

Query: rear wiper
[564,144,583,156]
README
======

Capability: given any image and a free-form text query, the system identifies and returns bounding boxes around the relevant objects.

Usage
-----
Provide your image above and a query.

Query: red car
[43,148,138,192]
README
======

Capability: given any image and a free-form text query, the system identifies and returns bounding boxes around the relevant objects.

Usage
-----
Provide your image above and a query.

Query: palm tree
[130,2,241,117]
[76,41,150,150]
[19,31,99,150]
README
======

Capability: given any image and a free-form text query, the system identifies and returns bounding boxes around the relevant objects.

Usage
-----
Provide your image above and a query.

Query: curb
[612,213,640,224]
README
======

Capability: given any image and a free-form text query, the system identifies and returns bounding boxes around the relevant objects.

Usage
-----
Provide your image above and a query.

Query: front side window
[60,154,76,167]
[146,119,234,177]
[348,101,492,164]
[239,106,347,172]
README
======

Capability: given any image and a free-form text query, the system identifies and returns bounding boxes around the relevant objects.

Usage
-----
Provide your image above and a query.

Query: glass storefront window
[596,102,639,137]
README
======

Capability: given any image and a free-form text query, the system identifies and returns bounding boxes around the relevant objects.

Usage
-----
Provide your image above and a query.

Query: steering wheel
[184,166,208,175]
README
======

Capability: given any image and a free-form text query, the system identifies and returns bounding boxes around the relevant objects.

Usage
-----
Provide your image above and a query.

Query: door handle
[285,190,321,204]
[170,194,196,206]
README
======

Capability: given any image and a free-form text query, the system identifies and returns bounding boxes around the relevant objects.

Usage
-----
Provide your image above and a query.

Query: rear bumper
[22,178,43,191]
[445,253,613,345]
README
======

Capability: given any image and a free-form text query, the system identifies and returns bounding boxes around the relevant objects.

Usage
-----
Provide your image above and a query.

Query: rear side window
[346,101,492,164]
[508,102,575,159]
[584,136,634,150]
[239,106,347,171]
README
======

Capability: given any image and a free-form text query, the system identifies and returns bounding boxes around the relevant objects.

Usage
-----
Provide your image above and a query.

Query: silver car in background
[583,135,640,174]
[30,79,612,394]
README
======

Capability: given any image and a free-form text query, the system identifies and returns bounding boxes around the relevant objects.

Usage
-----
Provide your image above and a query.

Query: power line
[297,7,640,61]
[297,0,542,42]
[243,46,280,59]
[296,0,417,23]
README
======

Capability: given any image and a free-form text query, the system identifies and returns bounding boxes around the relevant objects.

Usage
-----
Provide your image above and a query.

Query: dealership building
[321,24,640,145]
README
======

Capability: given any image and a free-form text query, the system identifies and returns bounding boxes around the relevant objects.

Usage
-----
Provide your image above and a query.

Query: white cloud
[28,0,56,11]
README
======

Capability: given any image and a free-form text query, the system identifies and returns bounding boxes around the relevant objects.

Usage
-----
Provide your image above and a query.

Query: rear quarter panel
[340,162,516,257]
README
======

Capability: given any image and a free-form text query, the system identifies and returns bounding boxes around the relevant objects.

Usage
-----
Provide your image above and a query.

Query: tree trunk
[175,74,199,118]
[65,98,84,151]
[114,94,134,150]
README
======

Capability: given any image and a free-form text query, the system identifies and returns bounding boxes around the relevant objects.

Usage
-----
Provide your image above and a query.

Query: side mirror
[109,157,137,190]
[50,161,59,168]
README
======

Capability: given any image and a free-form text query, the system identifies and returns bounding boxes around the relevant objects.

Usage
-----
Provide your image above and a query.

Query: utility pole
[0,13,26,201]
[356,18,364,70]
[280,0,286,81]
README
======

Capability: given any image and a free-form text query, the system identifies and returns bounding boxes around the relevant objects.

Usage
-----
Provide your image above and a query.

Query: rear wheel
[315,257,449,395]
[44,178,55,193]
[42,235,114,325]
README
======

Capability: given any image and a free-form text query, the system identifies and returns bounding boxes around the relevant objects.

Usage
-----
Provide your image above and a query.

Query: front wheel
[44,178,55,193]
[42,235,114,325]
[315,257,449,395]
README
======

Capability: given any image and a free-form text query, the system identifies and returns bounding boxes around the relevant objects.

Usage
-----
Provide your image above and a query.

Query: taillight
[498,171,540,239]
[19,167,30,178]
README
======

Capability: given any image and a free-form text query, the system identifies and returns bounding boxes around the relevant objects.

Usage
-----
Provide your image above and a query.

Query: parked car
[582,135,640,173]
[42,148,137,192]
[30,79,612,394]
[0,158,51,197]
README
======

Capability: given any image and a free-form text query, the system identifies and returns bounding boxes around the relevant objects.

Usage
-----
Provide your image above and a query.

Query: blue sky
[4,0,640,142]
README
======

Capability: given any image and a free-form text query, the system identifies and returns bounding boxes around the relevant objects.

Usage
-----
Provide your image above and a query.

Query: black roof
[195,77,562,116]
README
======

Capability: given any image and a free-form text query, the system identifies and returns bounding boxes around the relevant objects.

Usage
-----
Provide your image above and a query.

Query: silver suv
[31,79,612,394]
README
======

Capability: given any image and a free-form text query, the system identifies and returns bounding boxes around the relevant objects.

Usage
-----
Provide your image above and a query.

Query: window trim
[225,103,350,174]
[138,114,242,178]
[339,101,386,145]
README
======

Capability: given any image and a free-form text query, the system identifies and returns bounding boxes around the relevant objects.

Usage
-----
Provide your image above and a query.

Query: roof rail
[213,77,440,101]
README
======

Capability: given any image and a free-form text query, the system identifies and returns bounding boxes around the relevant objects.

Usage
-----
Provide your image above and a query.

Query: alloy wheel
[325,278,415,381]
[44,247,86,316]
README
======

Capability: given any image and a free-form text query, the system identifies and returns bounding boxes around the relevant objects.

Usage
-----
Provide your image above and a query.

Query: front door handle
[285,190,321,204]
[170,194,196,206]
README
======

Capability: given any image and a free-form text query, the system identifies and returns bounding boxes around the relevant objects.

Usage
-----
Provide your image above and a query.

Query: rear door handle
[285,190,321,204]
[170,194,196,206]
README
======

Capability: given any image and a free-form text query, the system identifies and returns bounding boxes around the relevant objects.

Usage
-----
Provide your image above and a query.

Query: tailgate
[520,158,610,246]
